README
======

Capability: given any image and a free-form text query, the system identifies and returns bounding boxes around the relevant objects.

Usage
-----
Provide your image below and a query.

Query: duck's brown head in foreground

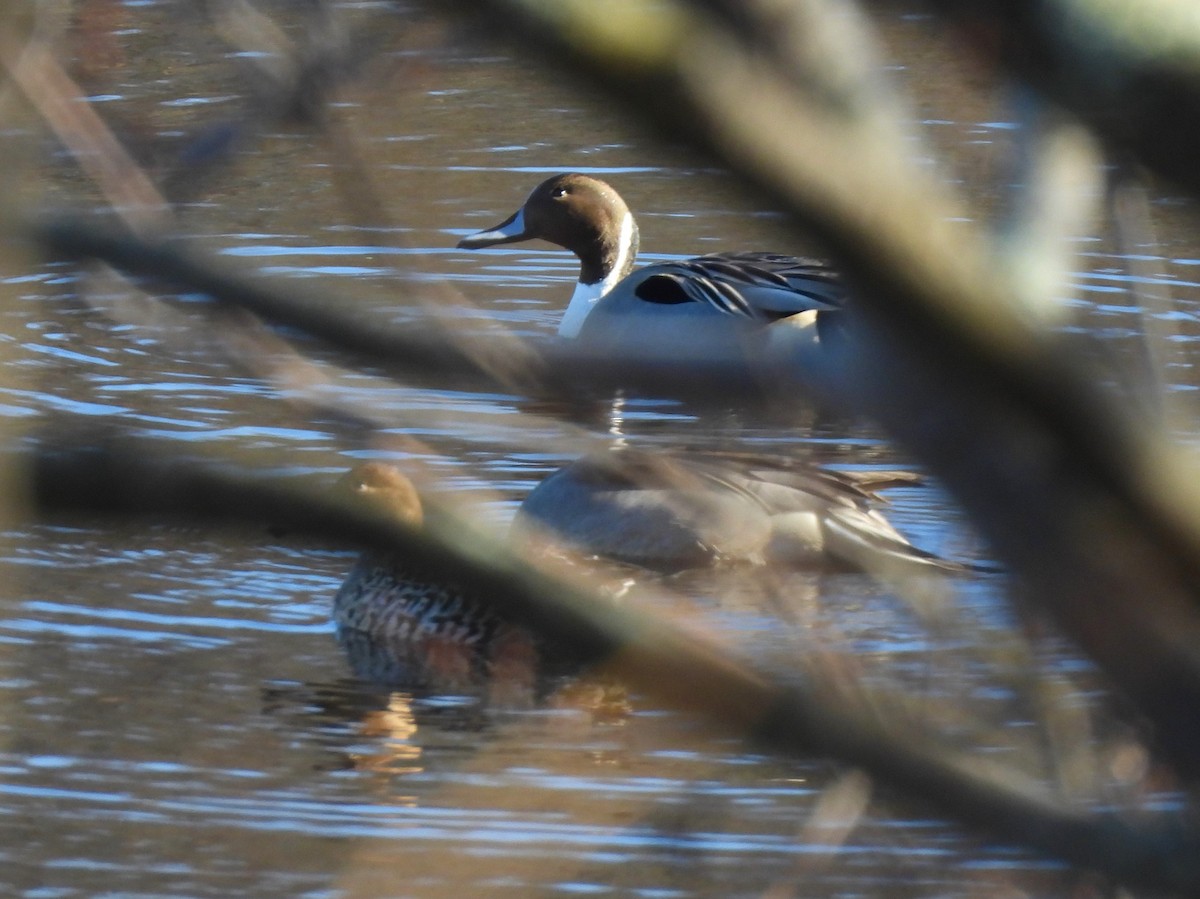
[335,461,423,529]
[457,172,640,288]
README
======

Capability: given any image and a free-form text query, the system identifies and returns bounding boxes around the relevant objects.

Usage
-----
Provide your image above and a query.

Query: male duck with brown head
[457,173,846,359]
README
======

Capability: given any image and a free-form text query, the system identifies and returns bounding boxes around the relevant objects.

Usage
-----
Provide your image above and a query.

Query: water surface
[1,3,1198,897]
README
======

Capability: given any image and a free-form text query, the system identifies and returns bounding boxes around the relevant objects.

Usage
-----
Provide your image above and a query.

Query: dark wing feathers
[632,252,847,321]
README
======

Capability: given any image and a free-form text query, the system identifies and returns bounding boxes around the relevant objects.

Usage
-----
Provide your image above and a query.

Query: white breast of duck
[514,448,967,577]
[457,173,847,353]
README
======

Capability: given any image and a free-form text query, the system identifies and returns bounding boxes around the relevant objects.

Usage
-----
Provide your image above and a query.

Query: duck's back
[586,252,841,320]
[575,253,847,363]
[515,453,774,569]
[515,450,974,575]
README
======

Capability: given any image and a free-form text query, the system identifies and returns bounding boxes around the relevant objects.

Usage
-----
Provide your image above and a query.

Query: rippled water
[2,3,1200,897]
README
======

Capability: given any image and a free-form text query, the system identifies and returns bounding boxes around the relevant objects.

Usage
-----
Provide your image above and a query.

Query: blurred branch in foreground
[0,31,168,233]
[426,0,1200,781]
[24,432,1200,895]
[927,0,1200,198]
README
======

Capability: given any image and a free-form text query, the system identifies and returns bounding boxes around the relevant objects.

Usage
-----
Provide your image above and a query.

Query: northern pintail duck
[515,448,973,575]
[457,173,846,355]
[332,462,536,688]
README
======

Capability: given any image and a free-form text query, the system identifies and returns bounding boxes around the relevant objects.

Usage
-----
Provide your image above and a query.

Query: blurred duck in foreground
[514,447,973,576]
[457,173,846,362]
[332,454,974,689]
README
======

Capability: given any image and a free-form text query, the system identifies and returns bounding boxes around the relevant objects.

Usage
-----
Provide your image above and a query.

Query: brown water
[3,2,1200,897]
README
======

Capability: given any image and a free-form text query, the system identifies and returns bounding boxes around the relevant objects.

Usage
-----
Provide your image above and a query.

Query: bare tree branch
[925,0,1200,197]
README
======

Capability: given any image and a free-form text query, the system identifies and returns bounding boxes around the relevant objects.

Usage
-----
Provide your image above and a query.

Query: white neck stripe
[557,209,636,339]
[604,211,636,294]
